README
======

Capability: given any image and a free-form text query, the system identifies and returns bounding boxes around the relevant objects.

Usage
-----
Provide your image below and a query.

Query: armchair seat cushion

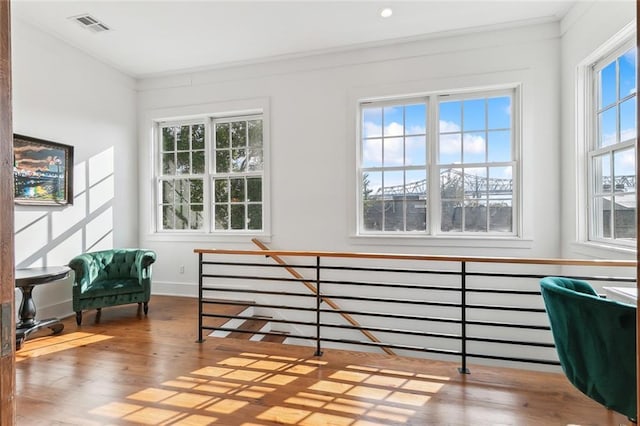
[83,279,143,298]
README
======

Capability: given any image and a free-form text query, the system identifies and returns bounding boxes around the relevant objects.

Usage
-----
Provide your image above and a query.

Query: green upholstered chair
[69,249,156,325]
[540,276,636,421]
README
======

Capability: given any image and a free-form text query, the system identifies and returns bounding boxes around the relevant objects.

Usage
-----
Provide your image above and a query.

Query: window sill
[143,232,271,244]
[349,234,533,249]
[570,241,636,259]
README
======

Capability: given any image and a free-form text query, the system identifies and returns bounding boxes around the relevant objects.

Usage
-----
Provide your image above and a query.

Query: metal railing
[195,247,636,372]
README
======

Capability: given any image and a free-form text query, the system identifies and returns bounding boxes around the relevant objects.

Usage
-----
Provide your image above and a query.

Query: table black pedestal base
[16,319,64,350]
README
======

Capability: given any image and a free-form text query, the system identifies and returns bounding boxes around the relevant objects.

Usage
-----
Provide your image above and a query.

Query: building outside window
[588,41,637,247]
[358,88,517,237]
[157,114,265,233]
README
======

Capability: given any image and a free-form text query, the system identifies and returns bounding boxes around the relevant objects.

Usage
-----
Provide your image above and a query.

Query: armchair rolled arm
[68,253,99,295]
[135,250,157,281]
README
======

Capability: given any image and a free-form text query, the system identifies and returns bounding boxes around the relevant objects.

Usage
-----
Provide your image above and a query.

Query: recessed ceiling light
[380,8,393,18]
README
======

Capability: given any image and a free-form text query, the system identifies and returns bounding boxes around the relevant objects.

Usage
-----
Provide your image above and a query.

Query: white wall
[137,22,562,297]
[12,18,138,319]
[560,1,636,261]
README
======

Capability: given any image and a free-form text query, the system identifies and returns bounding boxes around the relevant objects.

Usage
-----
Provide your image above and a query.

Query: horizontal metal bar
[318,308,462,324]
[318,279,461,292]
[319,322,462,340]
[318,294,461,307]
[466,336,555,348]
[318,336,463,356]
[202,314,317,329]
[318,264,461,276]
[203,274,309,284]
[465,320,551,330]
[201,286,315,298]
[465,304,547,313]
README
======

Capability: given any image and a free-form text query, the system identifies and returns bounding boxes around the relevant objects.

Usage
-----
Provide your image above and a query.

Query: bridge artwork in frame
[13,134,74,205]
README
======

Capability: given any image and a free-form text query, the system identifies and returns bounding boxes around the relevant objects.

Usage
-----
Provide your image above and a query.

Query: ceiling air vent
[69,14,111,33]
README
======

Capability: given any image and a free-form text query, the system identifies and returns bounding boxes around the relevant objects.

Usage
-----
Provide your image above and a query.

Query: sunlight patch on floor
[87,350,449,425]
[16,332,113,361]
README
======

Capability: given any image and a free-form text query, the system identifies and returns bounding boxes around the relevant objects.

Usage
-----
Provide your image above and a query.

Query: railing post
[196,252,204,343]
[458,260,470,374]
[315,256,323,356]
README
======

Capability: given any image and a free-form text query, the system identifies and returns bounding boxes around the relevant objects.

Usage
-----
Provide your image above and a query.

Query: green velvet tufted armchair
[69,249,157,325]
[540,276,636,421]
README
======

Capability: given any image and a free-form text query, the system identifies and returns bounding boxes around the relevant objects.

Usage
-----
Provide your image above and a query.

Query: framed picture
[13,134,74,205]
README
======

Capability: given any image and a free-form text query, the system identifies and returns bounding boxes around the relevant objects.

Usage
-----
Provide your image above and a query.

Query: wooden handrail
[194,247,637,268]
[250,238,396,356]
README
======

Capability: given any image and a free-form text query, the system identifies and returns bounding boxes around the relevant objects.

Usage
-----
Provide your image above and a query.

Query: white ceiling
[12,0,576,78]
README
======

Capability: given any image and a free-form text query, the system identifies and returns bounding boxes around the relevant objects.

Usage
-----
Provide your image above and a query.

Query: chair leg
[143,301,149,315]
[75,311,82,326]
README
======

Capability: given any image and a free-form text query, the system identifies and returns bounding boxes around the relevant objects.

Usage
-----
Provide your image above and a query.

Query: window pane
[214,179,228,203]
[232,149,246,172]
[384,200,403,231]
[162,205,175,229]
[248,204,262,230]
[613,194,636,239]
[192,124,205,150]
[463,99,485,131]
[162,127,176,152]
[405,170,427,231]
[439,133,461,164]
[247,177,262,202]
[440,101,461,132]
[464,168,487,199]
[230,178,245,202]
[216,150,230,173]
[405,136,426,166]
[383,170,403,198]
[405,104,426,135]
[363,107,382,138]
[216,123,230,149]
[215,205,229,230]
[162,181,173,204]
[192,151,205,174]
[440,168,463,199]
[190,179,203,203]
[174,204,189,229]
[230,204,245,229]
[247,148,263,171]
[599,107,617,147]
[593,154,611,194]
[363,138,382,168]
[190,208,203,230]
[489,199,512,232]
[176,152,190,174]
[363,201,383,231]
[592,197,610,239]
[441,201,462,232]
[231,121,247,148]
[248,120,263,147]
[364,171,382,199]
[384,137,403,166]
[464,200,487,232]
[489,167,513,197]
[162,153,175,175]
[619,98,636,142]
[488,96,511,129]
[487,131,511,162]
[177,126,190,150]
[600,61,617,108]
[383,106,403,136]
[619,47,637,99]
[463,132,486,164]
[173,179,189,204]
[614,148,635,191]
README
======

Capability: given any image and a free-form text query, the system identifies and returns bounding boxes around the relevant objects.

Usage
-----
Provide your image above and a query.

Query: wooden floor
[15,296,630,426]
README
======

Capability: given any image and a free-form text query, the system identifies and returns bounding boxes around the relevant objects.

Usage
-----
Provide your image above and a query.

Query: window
[588,41,636,246]
[358,88,517,236]
[157,114,265,233]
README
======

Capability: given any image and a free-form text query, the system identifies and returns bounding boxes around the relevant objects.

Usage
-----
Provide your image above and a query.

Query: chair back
[540,276,636,420]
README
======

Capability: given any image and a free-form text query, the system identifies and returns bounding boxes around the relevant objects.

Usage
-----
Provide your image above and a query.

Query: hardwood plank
[16,295,631,425]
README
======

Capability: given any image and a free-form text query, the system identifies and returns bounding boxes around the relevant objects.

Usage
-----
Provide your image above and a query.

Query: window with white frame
[358,88,517,236]
[587,40,636,246]
[157,114,265,233]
